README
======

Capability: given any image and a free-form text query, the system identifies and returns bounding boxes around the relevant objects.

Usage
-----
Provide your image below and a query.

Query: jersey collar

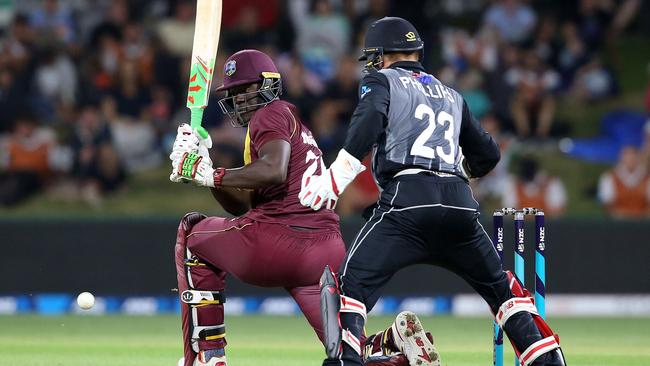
[388,61,425,72]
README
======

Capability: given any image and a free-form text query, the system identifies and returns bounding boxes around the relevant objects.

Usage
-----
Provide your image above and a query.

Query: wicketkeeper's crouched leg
[468,268,567,366]
[320,267,439,366]
[175,212,227,366]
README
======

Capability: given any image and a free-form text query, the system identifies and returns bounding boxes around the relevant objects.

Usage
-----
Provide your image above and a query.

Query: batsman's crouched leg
[175,212,228,366]
[496,271,567,366]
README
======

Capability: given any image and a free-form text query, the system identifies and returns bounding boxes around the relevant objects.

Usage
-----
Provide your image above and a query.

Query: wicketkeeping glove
[299,149,366,210]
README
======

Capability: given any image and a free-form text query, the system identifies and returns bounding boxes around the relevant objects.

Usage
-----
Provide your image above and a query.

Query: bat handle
[190,108,209,139]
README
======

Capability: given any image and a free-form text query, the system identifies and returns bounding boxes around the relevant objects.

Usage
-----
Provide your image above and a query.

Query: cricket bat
[187,0,222,139]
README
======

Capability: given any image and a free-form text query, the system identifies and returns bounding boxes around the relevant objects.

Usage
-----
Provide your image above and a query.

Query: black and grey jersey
[342,61,500,190]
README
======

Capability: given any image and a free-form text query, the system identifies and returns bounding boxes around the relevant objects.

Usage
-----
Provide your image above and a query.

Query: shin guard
[320,266,367,360]
[497,271,564,366]
[176,213,227,366]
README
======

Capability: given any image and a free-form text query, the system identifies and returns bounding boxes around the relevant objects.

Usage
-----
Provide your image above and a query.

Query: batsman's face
[231,83,262,122]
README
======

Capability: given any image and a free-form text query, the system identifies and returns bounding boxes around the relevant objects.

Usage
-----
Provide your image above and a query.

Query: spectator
[71,102,125,207]
[470,114,513,201]
[0,112,56,205]
[575,0,613,49]
[502,156,567,217]
[570,56,616,102]
[598,145,650,218]
[223,5,273,51]
[112,60,150,119]
[506,50,559,138]
[290,0,350,80]
[458,69,491,120]
[645,68,650,112]
[322,56,360,121]
[482,0,537,44]
[28,0,76,44]
[157,0,196,57]
[352,0,389,46]
[101,96,160,173]
[33,45,77,116]
[309,101,346,163]
[534,17,560,67]
[279,55,322,120]
[642,119,650,168]
[557,22,589,90]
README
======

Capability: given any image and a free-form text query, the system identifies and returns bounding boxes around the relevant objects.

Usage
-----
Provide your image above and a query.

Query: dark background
[2,216,648,295]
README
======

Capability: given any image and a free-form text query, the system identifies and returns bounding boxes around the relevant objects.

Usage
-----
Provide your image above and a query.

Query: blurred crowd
[0,0,648,217]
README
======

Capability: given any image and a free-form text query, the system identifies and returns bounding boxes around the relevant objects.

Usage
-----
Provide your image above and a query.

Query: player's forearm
[343,103,385,160]
[218,139,290,189]
[220,158,287,189]
[459,101,500,177]
[209,187,251,216]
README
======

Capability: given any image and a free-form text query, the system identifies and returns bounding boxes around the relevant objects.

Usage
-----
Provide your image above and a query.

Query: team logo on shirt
[360,85,372,98]
[405,32,417,42]
[225,60,236,77]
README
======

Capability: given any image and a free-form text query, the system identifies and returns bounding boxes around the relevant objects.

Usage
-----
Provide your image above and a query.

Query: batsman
[170,49,442,366]
[300,17,568,366]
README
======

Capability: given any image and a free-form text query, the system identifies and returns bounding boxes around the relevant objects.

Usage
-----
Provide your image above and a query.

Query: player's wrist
[213,167,226,187]
[330,149,366,194]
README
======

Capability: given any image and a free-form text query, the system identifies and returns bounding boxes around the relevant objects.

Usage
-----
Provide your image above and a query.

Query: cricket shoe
[391,311,441,366]
[176,350,227,366]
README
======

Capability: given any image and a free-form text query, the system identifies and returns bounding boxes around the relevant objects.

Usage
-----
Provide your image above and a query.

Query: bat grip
[190,108,209,139]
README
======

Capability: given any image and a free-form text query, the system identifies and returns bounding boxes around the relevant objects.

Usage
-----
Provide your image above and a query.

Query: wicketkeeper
[300,17,567,366]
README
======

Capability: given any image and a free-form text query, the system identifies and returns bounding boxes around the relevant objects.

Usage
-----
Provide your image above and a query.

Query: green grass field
[1,315,649,366]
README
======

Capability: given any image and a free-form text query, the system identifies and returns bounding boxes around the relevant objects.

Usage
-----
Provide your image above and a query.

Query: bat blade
[187,0,222,133]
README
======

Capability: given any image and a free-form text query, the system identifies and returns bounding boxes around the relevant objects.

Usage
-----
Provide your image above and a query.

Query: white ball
[76,292,95,310]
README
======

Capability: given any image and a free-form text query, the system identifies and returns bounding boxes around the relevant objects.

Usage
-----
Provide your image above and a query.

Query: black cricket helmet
[359,17,424,72]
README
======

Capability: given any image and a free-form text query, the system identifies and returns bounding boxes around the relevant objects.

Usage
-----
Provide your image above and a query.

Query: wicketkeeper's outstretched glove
[299,149,366,210]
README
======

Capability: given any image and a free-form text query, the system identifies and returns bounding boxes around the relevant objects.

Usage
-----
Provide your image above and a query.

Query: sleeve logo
[360,85,372,98]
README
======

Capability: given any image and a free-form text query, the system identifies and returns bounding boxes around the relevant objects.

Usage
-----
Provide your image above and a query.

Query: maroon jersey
[243,100,339,230]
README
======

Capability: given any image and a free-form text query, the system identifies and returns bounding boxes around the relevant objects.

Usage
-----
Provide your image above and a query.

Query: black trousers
[340,173,510,312]
[326,174,554,366]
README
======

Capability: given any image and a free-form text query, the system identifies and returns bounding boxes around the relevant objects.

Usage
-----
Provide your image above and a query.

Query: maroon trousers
[175,213,345,365]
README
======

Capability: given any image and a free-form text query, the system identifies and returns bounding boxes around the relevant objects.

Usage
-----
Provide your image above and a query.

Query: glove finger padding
[170,123,213,161]
[169,152,215,187]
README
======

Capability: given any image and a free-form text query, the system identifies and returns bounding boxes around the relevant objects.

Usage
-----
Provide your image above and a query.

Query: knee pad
[320,266,367,358]
[181,212,207,232]
[496,271,563,366]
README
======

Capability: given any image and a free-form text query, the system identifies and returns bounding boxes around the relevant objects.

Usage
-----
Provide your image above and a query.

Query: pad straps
[340,295,367,321]
[342,329,362,355]
[496,296,538,327]
[192,324,226,342]
[520,336,560,366]
[340,295,367,355]
[181,290,226,305]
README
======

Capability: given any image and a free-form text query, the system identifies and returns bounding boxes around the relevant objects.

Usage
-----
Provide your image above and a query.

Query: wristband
[213,167,226,187]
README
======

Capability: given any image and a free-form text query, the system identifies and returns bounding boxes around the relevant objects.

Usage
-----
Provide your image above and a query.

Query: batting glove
[169,123,212,162]
[169,123,213,184]
[170,152,216,187]
[299,149,365,210]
